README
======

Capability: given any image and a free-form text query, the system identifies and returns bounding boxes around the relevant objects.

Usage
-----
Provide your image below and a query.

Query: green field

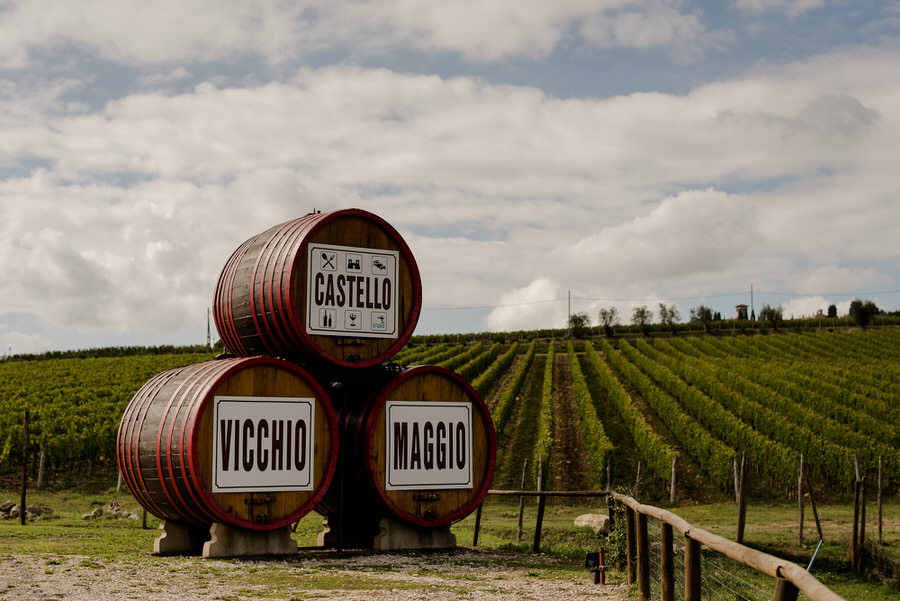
[1,327,899,597]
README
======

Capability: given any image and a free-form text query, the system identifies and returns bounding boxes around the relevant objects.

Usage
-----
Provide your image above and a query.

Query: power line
[420,288,900,312]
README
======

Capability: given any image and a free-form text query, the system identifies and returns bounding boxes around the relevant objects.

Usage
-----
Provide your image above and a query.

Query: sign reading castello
[306,243,399,338]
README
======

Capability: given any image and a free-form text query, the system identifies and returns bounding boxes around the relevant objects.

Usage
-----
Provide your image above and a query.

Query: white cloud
[0,0,713,68]
[796,265,891,295]
[735,0,825,18]
[2,40,900,344]
[557,189,758,284]
[484,277,567,332]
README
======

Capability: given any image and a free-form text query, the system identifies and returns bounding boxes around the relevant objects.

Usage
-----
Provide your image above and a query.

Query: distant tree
[849,299,880,329]
[759,304,783,328]
[827,304,838,319]
[713,311,722,321]
[632,305,652,335]
[568,312,591,338]
[598,307,619,337]
[690,305,713,333]
[658,303,680,334]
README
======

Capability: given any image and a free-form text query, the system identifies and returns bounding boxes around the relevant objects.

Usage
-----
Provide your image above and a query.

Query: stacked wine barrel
[117,208,496,551]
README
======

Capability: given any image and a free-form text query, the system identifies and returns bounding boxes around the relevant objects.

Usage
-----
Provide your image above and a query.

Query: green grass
[3,486,899,600]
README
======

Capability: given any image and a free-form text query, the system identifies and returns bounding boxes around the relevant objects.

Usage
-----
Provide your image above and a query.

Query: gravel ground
[0,549,630,601]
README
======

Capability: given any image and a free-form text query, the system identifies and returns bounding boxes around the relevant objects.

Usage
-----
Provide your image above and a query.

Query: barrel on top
[117,356,338,531]
[321,365,496,529]
[213,209,422,368]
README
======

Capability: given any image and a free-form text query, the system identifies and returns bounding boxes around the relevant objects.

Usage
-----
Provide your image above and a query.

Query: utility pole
[567,290,572,335]
[750,284,754,322]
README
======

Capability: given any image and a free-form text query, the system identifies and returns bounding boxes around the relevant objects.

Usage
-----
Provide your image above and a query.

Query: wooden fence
[473,489,846,601]
[611,492,845,601]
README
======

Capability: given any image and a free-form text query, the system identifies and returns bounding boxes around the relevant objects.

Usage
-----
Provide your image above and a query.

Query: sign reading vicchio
[212,396,316,493]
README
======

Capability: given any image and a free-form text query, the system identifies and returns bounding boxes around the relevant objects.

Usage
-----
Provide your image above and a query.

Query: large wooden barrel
[213,209,422,368]
[320,365,496,529]
[117,357,338,531]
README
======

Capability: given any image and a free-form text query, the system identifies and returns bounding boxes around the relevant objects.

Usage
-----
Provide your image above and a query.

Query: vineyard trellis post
[733,455,740,502]
[634,461,642,499]
[670,454,677,504]
[36,433,46,491]
[736,451,748,544]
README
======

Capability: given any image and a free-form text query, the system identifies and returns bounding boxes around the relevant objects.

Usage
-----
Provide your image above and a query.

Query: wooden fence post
[637,513,650,601]
[878,456,883,545]
[772,578,800,601]
[661,522,674,601]
[626,506,637,585]
[20,410,29,526]
[798,453,804,546]
[516,459,528,543]
[737,451,748,544]
[532,493,547,554]
[858,476,867,576]
[684,535,701,601]
[472,503,482,547]
[532,456,545,553]
[851,478,860,573]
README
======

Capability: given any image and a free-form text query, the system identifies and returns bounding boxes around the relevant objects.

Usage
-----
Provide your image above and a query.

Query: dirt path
[549,353,594,492]
[0,549,630,601]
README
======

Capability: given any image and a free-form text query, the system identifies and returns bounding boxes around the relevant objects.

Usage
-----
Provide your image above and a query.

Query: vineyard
[2,328,899,502]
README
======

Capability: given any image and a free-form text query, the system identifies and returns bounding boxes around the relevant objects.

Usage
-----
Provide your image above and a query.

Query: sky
[1,0,899,354]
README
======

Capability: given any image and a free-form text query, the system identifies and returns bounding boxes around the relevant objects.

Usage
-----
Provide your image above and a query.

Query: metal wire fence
[643,513,775,601]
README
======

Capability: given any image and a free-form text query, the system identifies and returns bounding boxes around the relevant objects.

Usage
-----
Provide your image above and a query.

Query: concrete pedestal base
[202,522,297,558]
[153,520,209,555]
[372,518,456,551]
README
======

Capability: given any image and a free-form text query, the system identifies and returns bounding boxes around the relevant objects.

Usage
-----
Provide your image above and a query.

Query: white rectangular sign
[385,401,473,491]
[306,243,399,338]
[212,396,316,493]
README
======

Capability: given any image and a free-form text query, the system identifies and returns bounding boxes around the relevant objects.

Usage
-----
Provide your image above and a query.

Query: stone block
[371,518,456,551]
[154,519,209,555]
[202,522,297,558]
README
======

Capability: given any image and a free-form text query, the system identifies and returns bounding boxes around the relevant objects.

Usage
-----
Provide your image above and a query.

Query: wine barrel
[321,365,496,529]
[117,357,338,531]
[213,208,422,368]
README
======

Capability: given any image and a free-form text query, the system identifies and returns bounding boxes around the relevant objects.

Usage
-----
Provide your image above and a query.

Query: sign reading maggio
[306,243,399,338]
[212,396,316,493]
[385,401,473,490]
